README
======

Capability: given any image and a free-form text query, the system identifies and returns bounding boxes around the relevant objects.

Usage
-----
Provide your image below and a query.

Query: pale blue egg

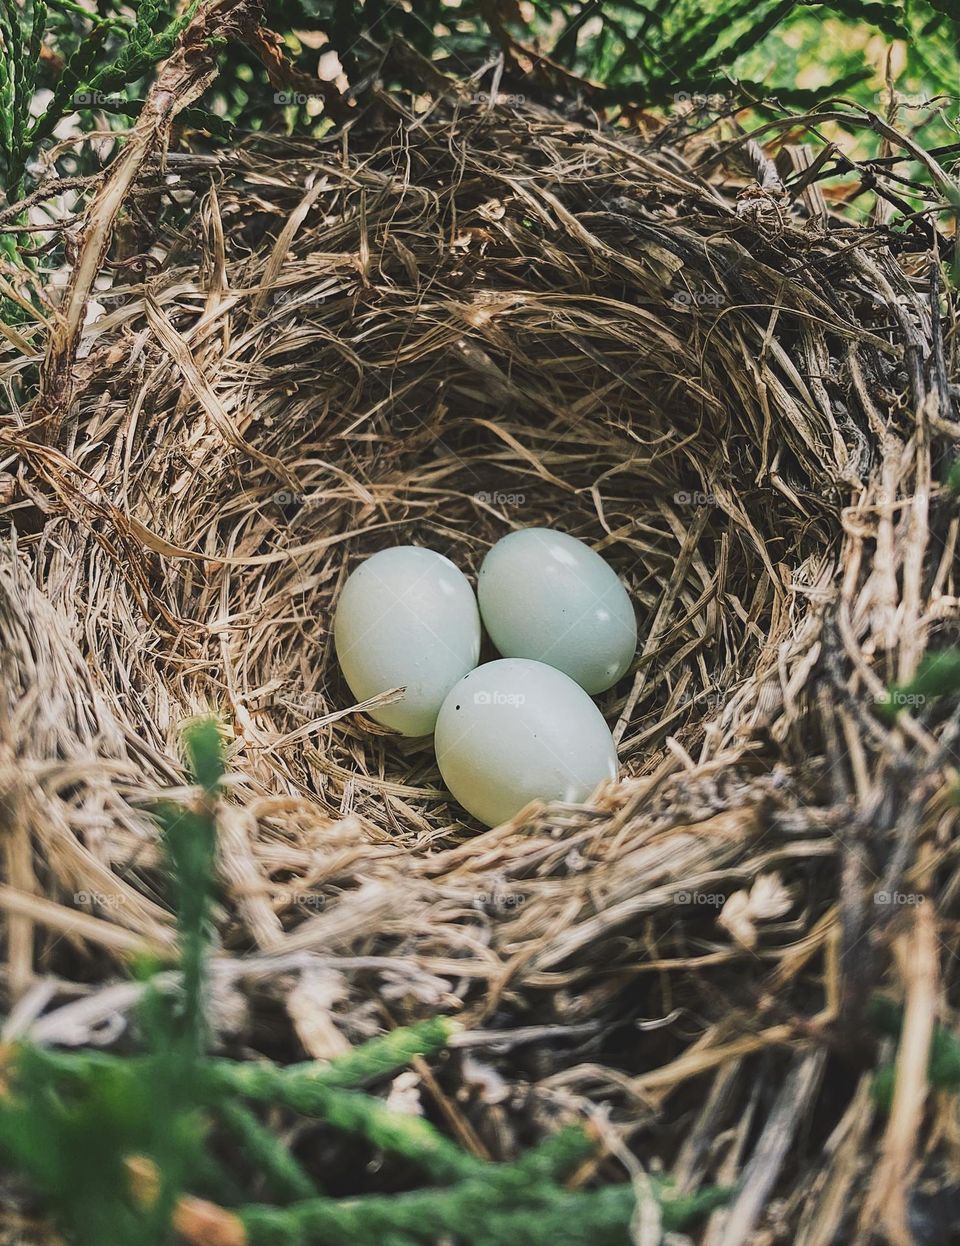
[334,546,481,737]
[478,528,636,694]
[435,658,618,827]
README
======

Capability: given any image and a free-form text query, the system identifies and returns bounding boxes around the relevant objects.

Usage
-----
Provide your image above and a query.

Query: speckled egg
[434,658,619,827]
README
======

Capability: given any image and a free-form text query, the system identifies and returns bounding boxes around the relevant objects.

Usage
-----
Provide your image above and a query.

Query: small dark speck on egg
[456,704,461,710]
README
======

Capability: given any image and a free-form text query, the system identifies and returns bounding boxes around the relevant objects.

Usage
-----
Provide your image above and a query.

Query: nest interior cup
[5,95,921,863]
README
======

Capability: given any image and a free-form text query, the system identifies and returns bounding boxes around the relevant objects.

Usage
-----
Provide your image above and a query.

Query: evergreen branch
[24,24,110,156]
[219,1100,319,1202]
[206,1016,457,1099]
[23,1015,457,1102]
[240,1174,730,1246]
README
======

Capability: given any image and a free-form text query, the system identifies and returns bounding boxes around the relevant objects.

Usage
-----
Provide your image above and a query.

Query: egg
[434,658,618,827]
[334,546,481,737]
[477,528,637,694]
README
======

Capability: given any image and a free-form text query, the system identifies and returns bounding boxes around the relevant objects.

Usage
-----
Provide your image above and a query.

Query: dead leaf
[718,873,792,948]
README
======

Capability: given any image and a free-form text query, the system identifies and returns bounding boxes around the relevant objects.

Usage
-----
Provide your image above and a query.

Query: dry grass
[1,55,960,1243]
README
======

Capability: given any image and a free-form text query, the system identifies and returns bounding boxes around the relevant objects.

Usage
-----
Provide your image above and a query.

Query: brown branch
[859,887,939,1245]
[242,24,350,119]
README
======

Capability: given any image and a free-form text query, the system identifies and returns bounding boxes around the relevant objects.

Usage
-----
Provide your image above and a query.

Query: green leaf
[877,649,960,719]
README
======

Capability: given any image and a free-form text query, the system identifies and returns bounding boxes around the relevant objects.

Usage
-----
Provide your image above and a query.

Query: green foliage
[1,0,958,212]
[219,1099,318,1202]
[0,0,955,291]
[0,715,225,1246]
[0,0,203,196]
[240,1163,731,1246]
[869,995,960,1106]
[876,649,960,720]
[0,716,729,1244]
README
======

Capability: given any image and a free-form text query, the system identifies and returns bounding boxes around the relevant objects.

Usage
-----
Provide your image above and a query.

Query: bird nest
[3,83,960,1240]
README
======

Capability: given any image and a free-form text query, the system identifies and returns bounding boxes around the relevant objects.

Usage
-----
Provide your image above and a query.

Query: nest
[3,84,960,1240]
